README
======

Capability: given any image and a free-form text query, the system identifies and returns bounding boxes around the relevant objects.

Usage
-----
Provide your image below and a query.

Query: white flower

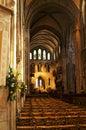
[8,74,10,78]
[11,83,14,87]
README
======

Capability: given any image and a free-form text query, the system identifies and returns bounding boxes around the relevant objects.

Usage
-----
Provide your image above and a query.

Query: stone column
[0,11,11,85]
[35,64,38,72]
[67,26,76,93]
[21,97,24,108]
[24,29,30,94]
[0,87,9,130]
[16,0,24,75]
[62,47,68,94]
[73,20,82,93]
[10,101,16,130]
[16,91,21,115]
[27,29,30,95]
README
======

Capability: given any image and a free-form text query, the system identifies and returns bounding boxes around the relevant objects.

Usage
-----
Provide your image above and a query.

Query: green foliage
[20,82,27,97]
[6,66,27,101]
[6,66,18,101]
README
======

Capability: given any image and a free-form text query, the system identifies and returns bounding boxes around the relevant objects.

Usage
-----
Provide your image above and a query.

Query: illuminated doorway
[36,76,45,90]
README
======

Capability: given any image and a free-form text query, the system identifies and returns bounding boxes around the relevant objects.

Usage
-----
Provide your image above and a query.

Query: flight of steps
[16,97,86,130]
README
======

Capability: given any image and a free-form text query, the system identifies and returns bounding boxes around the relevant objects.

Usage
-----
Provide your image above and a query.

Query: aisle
[16,97,86,130]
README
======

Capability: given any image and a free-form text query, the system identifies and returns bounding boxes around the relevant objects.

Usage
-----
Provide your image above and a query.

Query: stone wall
[0,4,14,130]
[0,87,9,130]
[0,7,12,86]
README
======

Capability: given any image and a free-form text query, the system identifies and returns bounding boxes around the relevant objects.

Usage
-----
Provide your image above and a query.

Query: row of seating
[16,97,86,130]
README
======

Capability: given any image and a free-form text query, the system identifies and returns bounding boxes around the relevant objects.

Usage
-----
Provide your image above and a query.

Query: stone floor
[16,96,86,130]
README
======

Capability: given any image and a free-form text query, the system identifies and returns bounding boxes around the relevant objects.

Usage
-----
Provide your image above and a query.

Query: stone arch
[24,0,79,28]
[24,0,82,94]
[37,76,45,89]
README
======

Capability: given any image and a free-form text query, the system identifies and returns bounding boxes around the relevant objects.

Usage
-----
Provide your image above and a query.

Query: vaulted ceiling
[24,0,80,61]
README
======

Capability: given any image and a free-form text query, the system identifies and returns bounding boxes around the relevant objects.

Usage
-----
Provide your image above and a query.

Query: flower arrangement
[6,66,27,101]
[20,82,27,97]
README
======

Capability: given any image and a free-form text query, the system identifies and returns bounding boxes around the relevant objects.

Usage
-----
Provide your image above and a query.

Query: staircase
[16,96,86,130]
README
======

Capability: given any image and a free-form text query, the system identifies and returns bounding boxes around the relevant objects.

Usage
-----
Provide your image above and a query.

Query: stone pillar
[16,91,21,115]
[16,92,25,116]
[73,20,82,93]
[0,12,11,85]
[35,64,38,72]
[16,0,24,79]
[23,37,28,84]
[62,47,68,94]
[67,26,76,93]
[24,29,30,94]
[27,30,30,95]
[0,6,15,130]
[0,87,9,130]
[80,0,86,92]
[10,101,16,130]
[16,0,21,66]
[21,96,25,109]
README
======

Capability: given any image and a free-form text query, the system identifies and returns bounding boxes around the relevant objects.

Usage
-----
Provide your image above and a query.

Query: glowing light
[33,50,36,59]
[40,79,42,87]
[43,50,46,60]
[47,52,50,60]
[36,79,38,87]
[30,52,32,59]
[38,49,41,59]
[82,0,85,24]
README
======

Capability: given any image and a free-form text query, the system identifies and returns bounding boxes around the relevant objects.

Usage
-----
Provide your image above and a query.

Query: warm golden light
[14,0,16,69]
[82,0,85,24]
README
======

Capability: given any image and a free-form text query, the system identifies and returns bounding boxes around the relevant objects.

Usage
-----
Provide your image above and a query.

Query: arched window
[30,47,51,61]
[30,52,32,59]
[36,77,43,87]
[43,50,46,60]
[47,52,50,60]
[33,50,36,59]
[37,76,45,89]
[38,48,41,59]
[39,79,42,87]
[36,79,38,87]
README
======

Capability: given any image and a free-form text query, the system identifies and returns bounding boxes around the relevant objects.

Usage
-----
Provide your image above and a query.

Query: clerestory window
[30,48,51,60]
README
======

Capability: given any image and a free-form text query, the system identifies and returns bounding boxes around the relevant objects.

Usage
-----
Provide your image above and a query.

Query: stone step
[16,116,86,126]
[18,115,86,119]
[21,109,86,113]
[17,124,86,130]
[16,97,86,130]
[23,106,86,110]
[31,111,86,116]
